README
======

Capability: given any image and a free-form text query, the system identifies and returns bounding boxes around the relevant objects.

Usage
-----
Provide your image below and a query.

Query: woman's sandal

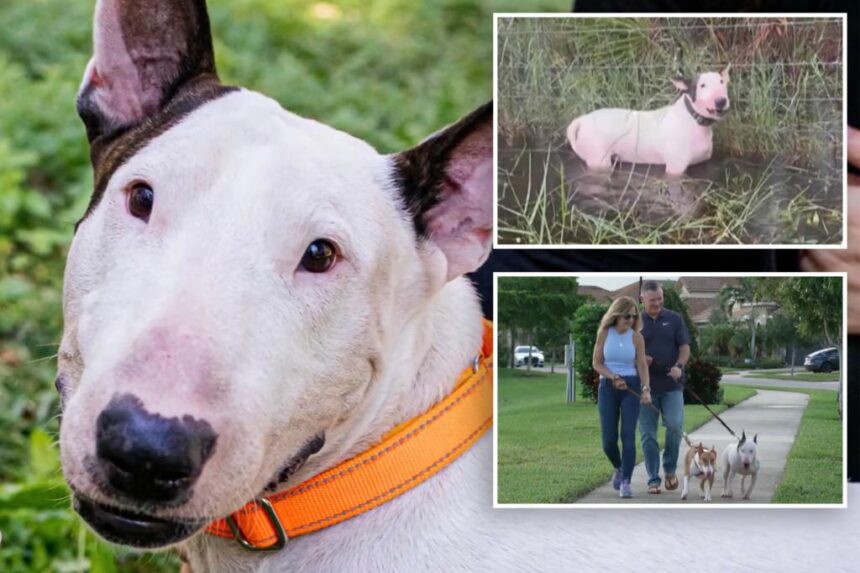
[664,474,679,491]
[648,483,661,494]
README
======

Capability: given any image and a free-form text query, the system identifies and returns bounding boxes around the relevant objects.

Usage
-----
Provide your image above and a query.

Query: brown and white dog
[680,436,718,502]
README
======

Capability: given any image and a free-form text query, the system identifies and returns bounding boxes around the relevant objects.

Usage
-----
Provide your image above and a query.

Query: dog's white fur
[567,68,730,175]
[721,433,760,500]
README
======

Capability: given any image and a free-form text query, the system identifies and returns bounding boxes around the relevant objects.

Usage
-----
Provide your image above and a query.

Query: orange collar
[205,320,493,551]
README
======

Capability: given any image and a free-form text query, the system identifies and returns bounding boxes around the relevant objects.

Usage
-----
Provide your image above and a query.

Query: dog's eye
[300,239,337,273]
[700,83,705,88]
[127,183,154,222]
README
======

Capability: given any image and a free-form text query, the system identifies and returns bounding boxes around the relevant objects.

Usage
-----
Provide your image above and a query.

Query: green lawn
[742,371,841,382]
[768,386,843,503]
[496,369,756,504]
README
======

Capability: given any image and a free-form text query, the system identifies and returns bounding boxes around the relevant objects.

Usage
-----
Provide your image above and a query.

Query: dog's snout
[715,98,728,110]
[95,394,217,503]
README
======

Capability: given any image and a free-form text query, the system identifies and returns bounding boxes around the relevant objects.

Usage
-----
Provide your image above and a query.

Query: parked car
[514,345,545,367]
[804,347,840,373]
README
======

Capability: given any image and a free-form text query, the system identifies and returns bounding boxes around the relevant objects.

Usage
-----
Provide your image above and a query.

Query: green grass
[742,371,840,382]
[764,386,843,503]
[496,368,756,504]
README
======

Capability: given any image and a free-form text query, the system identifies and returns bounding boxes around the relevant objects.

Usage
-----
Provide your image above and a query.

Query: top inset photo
[495,15,846,247]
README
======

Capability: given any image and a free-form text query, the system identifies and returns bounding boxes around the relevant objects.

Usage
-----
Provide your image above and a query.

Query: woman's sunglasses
[622,314,637,320]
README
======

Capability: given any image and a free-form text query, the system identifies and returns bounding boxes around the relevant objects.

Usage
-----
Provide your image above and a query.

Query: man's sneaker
[611,468,623,491]
[620,479,633,498]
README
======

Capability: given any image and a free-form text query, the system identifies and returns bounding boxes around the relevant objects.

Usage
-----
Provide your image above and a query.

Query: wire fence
[497,16,843,168]
[498,18,843,34]
[500,94,843,104]
[500,61,842,72]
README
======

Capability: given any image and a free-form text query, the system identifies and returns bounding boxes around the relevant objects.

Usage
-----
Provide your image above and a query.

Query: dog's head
[695,443,717,477]
[671,64,731,120]
[57,0,491,549]
[737,430,759,470]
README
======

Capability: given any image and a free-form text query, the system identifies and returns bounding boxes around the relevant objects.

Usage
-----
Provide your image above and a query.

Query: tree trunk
[509,328,516,369]
[749,314,757,363]
[526,331,532,375]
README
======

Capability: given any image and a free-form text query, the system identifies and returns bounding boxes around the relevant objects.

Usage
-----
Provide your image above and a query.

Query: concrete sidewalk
[575,389,809,504]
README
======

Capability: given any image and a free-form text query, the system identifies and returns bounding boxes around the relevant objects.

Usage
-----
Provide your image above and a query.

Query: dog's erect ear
[77,0,219,144]
[671,77,691,93]
[393,102,492,281]
[720,63,732,83]
[753,433,757,444]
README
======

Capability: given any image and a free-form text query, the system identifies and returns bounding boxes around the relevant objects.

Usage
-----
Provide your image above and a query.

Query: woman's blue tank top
[603,326,636,376]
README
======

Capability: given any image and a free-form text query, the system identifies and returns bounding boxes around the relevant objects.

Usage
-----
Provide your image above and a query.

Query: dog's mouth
[73,494,206,548]
[743,462,751,469]
[707,107,730,118]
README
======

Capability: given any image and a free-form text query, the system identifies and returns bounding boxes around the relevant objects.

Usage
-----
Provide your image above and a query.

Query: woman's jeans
[597,375,641,481]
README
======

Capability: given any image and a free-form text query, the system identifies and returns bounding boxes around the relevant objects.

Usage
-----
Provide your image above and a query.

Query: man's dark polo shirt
[642,308,691,394]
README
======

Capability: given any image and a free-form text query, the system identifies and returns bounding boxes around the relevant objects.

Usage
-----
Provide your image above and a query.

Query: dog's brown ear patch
[77,0,218,143]
[76,0,236,228]
[392,101,493,280]
[671,76,691,93]
[672,74,701,101]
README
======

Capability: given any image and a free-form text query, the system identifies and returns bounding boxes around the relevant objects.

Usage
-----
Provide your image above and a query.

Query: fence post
[565,334,575,404]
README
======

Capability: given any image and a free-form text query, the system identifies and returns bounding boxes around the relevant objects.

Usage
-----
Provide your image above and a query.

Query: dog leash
[677,380,738,439]
[618,381,738,440]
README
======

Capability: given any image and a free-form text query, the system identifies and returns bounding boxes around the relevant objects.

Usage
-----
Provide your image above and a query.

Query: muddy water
[497,144,842,245]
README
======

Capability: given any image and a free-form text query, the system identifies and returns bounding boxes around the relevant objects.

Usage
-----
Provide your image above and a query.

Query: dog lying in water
[567,65,731,175]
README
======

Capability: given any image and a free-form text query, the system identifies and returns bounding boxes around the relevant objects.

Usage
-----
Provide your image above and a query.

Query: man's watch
[674,363,684,370]
[642,386,651,393]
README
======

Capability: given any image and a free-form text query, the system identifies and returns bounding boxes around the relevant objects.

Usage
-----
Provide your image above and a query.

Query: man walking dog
[639,281,691,494]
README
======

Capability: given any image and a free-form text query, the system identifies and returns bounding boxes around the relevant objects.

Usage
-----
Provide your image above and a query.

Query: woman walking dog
[592,297,652,498]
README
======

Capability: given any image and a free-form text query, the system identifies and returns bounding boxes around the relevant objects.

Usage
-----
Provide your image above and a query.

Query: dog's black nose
[715,98,727,110]
[95,394,217,503]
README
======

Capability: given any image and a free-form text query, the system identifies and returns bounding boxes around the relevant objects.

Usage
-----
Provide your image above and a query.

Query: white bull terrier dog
[55,2,860,571]
[721,431,760,500]
[567,65,731,175]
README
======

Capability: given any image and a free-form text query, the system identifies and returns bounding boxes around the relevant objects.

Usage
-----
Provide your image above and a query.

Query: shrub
[572,302,608,402]
[683,358,723,405]
[752,356,786,369]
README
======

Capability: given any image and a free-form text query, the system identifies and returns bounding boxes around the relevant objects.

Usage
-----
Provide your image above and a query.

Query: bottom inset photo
[494,273,846,508]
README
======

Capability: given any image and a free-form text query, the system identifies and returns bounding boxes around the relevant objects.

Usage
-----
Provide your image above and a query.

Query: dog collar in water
[205,320,494,551]
[683,95,717,127]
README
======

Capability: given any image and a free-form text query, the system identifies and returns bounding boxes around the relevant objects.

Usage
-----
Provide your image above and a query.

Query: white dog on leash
[567,65,731,175]
[721,431,760,500]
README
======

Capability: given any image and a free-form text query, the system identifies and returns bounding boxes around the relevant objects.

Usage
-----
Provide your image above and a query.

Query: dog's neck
[680,95,716,127]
